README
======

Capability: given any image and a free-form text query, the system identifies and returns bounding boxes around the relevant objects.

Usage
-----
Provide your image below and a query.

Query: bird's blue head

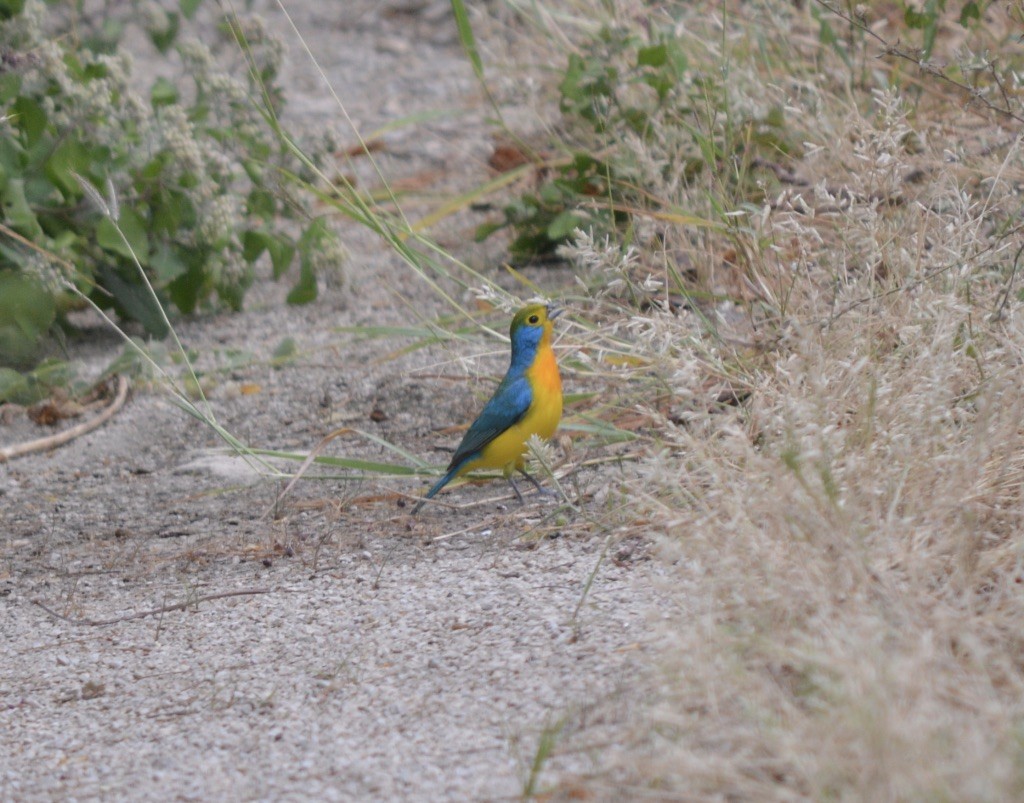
[508,303,561,365]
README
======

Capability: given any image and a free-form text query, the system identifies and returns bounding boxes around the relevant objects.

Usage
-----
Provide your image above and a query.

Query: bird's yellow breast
[472,342,562,474]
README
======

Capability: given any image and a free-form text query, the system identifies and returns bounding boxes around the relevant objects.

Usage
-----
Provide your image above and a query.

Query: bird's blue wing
[447,375,532,471]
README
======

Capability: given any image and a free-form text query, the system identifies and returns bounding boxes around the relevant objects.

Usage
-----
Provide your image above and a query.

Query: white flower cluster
[211,251,248,284]
[557,227,638,276]
[307,230,350,279]
[0,0,348,308]
[139,1,171,38]
[29,39,146,151]
[850,88,914,199]
[178,37,215,76]
[0,0,45,45]
[21,252,62,294]
[155,105,204,175]
[197,194,240,247]
[472,285,517,314]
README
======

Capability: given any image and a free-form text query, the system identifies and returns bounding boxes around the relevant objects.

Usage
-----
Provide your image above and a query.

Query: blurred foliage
[0,0,345,395]
[477,23,797,261]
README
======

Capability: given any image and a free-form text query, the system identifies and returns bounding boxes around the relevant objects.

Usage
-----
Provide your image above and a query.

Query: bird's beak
[547,306,563,320]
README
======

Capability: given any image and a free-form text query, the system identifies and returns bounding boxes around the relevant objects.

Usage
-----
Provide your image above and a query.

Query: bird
[412,303,563,513]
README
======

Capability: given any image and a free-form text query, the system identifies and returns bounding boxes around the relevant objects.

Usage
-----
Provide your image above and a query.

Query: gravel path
[1,3,667,799]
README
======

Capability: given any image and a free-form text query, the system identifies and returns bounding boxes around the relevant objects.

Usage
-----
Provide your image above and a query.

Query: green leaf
[242,229,294,278]
[665,40,688,76]
[246,187,276,218]
[217,276,247,311]
[12,96,47,147]
[103,338,159,380]
[241,229,269,262]
[539,183,565,206]
[31,358,74,389]
[0,137,22,181]
[45,138,89,198]
[958,0,981,24]
[0,72,21,104]
[474,220,507,242]
[97,207,150,262]
[82,61,109,81]
[634,109,661,138]
[765,105,786,129]
[272,336,297,364]
[150,243,188,282]
[22,171,54,205]
[818,18,838,46]
[0,271,56,370]
[0,0,21,17]
[148,11,180,53]
[96,17,124,49]
[266,239,294,278]
[0,0,25,23]
[150,76,179,106]
[50,229,78,253]
[510,230,559,259]
[242,159,264,184]
[287,218,330,305]
[151,187,194,235]
[903,7,928,28]
[637,44,667,68]
[179,0,202,18]
[287,260,317,305]
[0,367,28,402]
[546,210,584,241]
[140,152,169,181]
[96,264,168,337]
[2,179,43,238]
[643,71,673,101]
[167,255,205,314]
[558,54,587,105]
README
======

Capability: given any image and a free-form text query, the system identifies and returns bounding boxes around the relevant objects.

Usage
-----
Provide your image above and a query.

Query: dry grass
[487,0,1024,798]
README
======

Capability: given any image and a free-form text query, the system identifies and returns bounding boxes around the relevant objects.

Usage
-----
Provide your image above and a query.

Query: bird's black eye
[528,314,539,324]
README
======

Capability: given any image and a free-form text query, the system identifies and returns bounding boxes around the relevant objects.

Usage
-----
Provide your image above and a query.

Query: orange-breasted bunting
[413,304,563,513]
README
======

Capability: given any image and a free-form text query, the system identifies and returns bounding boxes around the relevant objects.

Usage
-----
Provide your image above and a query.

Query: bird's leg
[517,467,553,497]
[506,475,525,504]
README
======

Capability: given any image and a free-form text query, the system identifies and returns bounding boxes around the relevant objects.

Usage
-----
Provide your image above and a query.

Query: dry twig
[813,0,1024,125]
[0,375,130,462]
[30,587,276,627]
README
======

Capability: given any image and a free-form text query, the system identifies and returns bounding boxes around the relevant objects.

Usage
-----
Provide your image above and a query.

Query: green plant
[476,151,629,260]
[811,0,1001,85]
[0,355,79,404]
[476,22,797,261]
[0,0,345,383]
[0,269,54,370]
[901,0,986,59]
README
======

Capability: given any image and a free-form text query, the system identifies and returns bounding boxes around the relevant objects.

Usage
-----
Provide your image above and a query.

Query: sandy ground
[1,3,669,800]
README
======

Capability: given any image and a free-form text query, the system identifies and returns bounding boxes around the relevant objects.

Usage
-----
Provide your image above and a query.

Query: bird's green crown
[509,303,559,336]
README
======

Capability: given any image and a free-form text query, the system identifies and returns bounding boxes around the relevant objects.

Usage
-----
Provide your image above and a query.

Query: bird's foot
[516,468,555,499]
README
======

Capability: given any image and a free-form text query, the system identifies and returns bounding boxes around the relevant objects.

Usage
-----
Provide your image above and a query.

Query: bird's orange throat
[529,341,561,398]
[525,339,562,446]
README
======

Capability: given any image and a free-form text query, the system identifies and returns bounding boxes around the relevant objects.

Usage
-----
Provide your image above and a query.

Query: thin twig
[30,587,276,627]
[825,222,1024,325]
[0,221,82,282]
[813,0,1024,125]
[260,426,353,520]
[0,375,130,463]
[992,242,1024,321]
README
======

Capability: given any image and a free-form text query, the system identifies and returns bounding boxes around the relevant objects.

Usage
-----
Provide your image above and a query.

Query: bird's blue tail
[411,464,463,514]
